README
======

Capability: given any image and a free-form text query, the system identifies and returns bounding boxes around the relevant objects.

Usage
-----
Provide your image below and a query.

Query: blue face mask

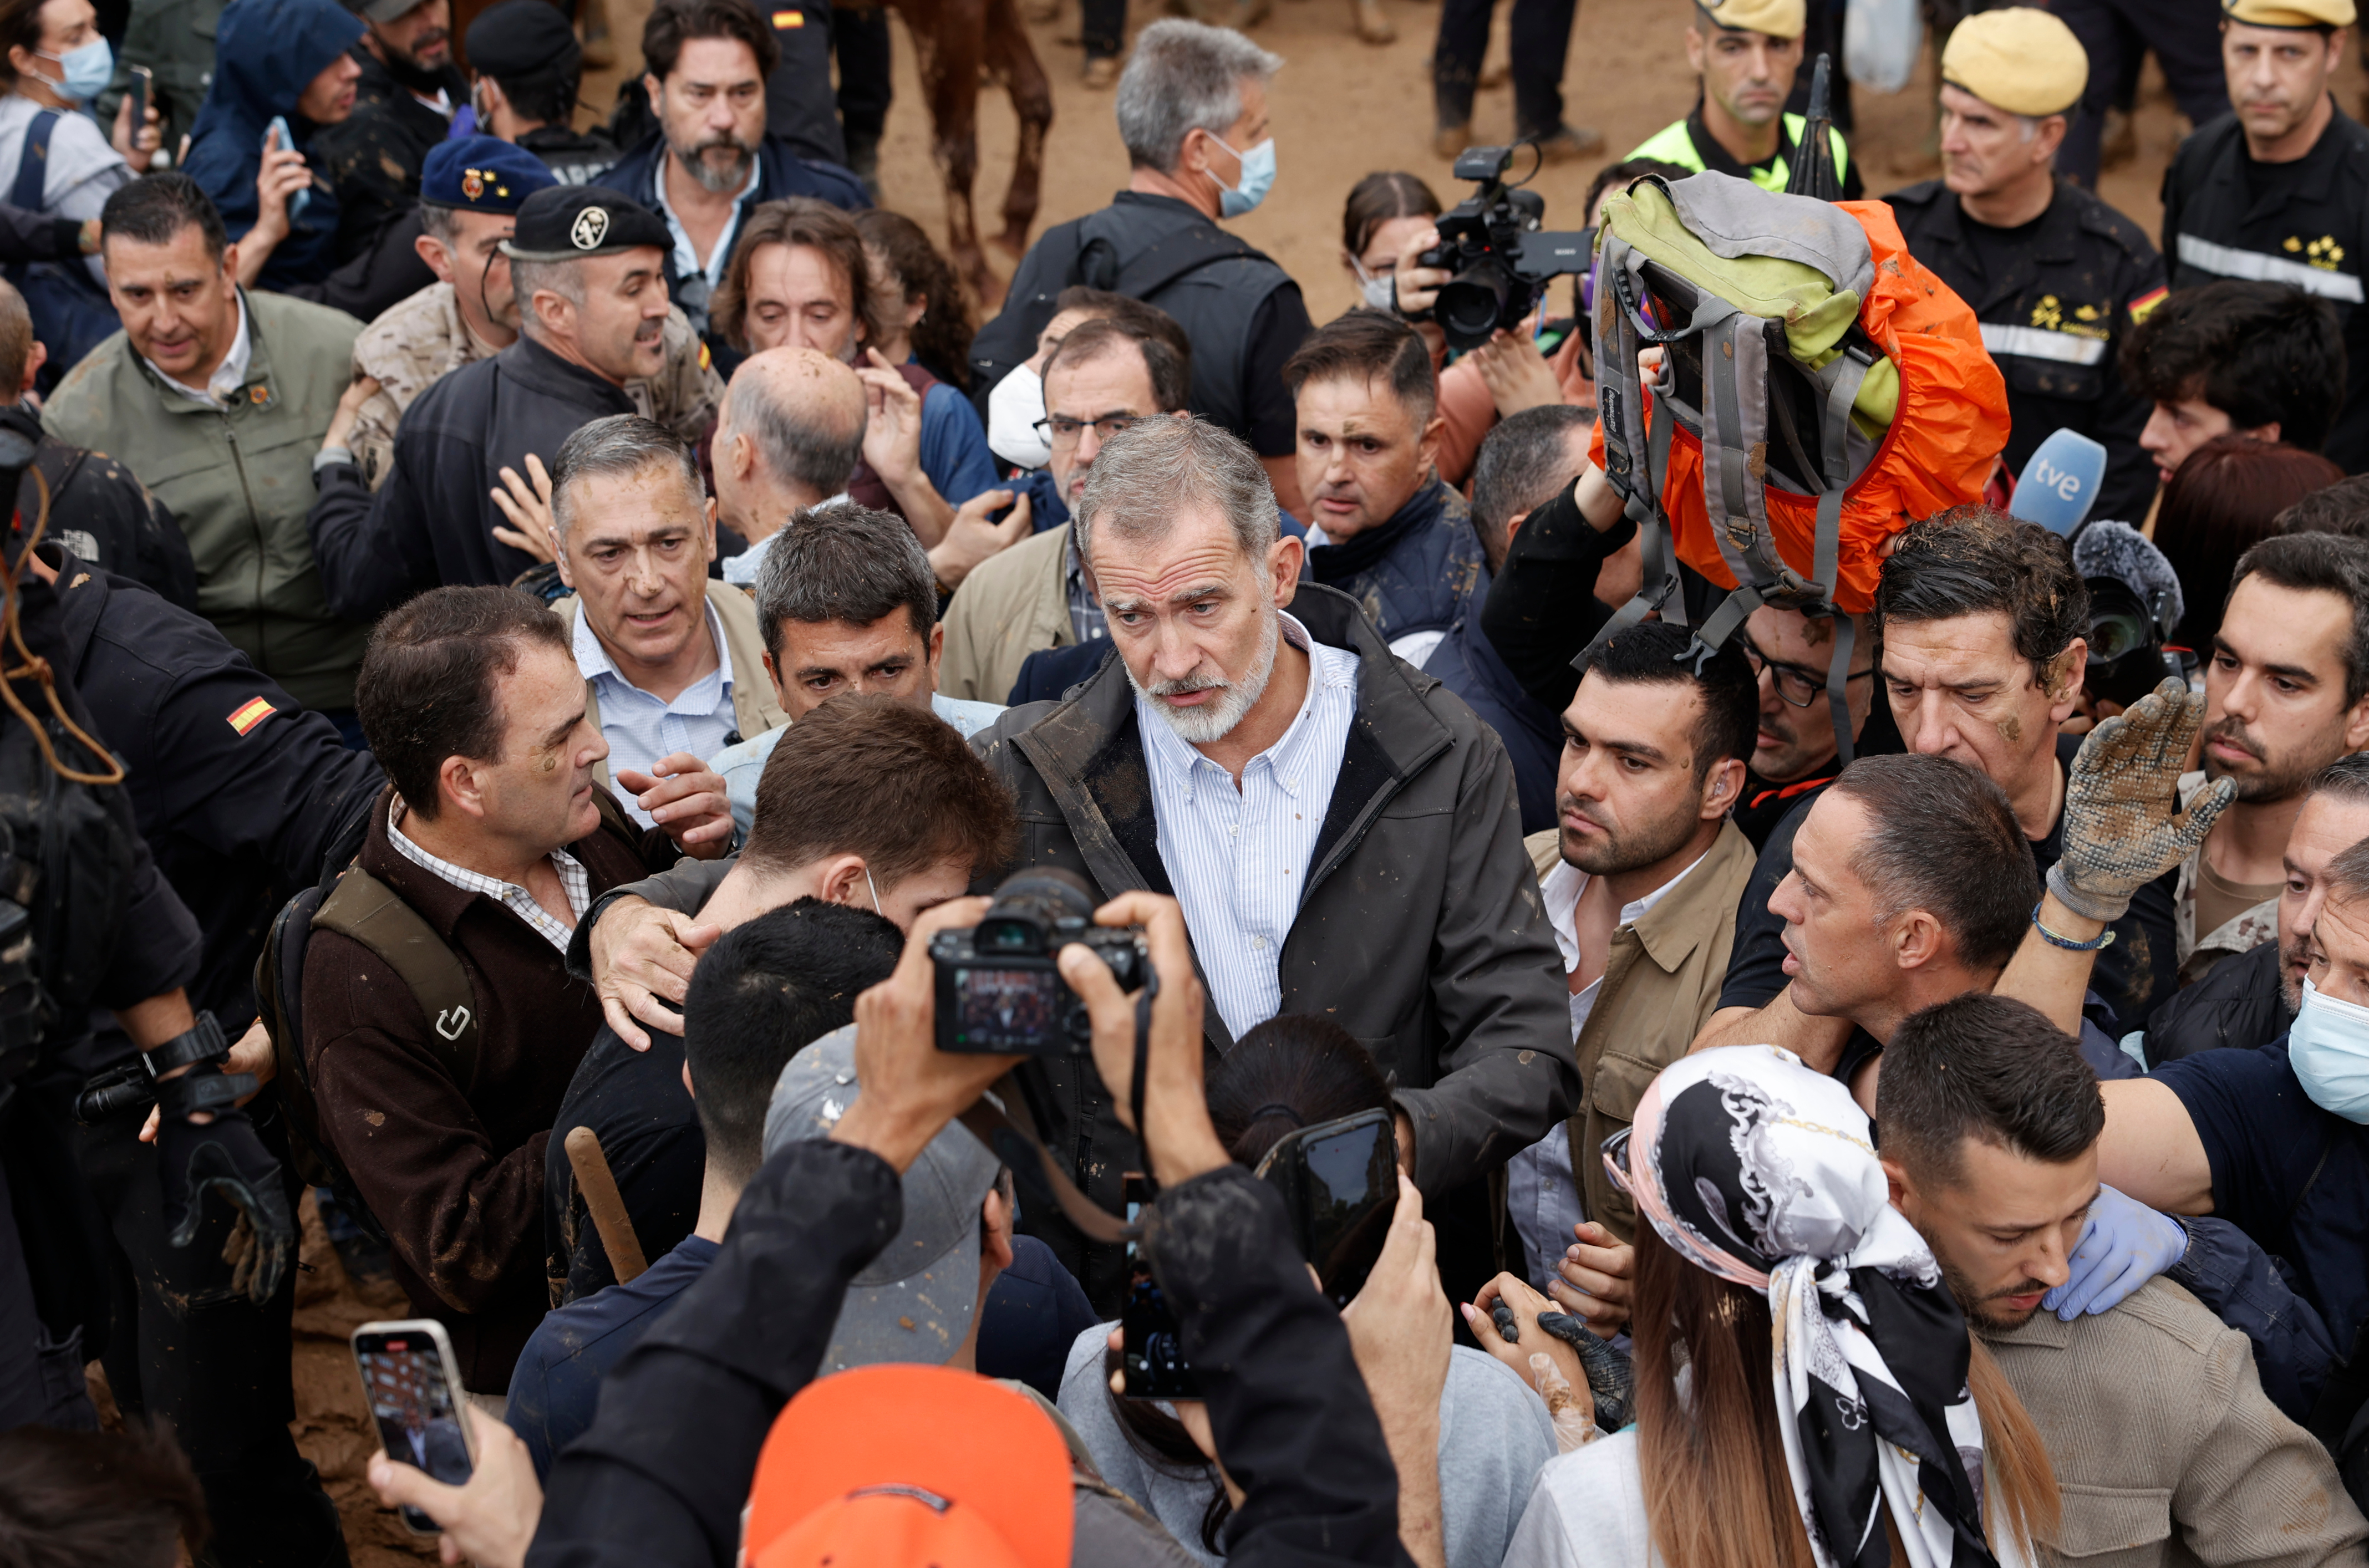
[1211,135,1275,219]
[38,37,111,104]
[2289,976,2369,1123]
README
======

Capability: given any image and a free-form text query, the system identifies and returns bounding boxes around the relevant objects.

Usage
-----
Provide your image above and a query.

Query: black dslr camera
[1413,143,1593,353]
[931,868,1150,1056]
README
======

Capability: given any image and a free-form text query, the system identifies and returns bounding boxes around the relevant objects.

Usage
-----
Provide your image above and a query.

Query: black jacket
[2163,105,2369,472]
[313,43,467,266]
[973,582,1576,1305]
[520,123,623,189]
[969,191,1312,457]
[18,434,197,613]
[1477,481,1635,714]
[526,1144,1407,1567]
[46,545,380,1056]
[1421,599,1560,836]
[592,131,866,349]
[1306,478,1487,651]
[1886,177,2166,524]
[2144,936,2292,1066]
[310,333,637,620]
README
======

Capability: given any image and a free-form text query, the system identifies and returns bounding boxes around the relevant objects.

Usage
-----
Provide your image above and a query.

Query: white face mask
[2291,975,2369,1123]
[987,363,1051,471]
[1350,257,1396,313]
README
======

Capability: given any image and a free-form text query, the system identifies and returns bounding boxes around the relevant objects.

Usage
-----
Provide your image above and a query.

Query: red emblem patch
[461,169,486,202]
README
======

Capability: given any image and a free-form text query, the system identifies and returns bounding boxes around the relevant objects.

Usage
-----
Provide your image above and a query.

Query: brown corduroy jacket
[302,787,673,1393]
[1982,1277,2369,1568]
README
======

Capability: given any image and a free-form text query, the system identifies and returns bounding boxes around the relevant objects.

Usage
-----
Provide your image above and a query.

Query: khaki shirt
[2173,771,2280,989]
[1982,1277,2368,1567]
[348,286,724,488]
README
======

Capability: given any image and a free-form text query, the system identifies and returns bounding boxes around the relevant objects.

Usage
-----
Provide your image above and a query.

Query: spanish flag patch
[772,7,804,23]
[2129,286,2168,323]
[227,696,276,735]
[698,339,711,371]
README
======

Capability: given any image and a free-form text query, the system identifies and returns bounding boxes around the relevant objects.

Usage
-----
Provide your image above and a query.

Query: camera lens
[1437,261,1511,353]
[1063,997,1094,1049]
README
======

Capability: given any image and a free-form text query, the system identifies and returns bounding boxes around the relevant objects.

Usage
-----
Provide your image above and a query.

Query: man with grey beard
[592,0,865,358]
[969,414,1575,1311]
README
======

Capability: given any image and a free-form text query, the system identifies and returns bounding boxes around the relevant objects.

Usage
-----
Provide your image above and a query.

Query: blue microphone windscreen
[2011,429,2111,537]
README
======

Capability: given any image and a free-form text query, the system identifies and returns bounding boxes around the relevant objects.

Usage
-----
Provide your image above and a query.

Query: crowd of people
[3,0,2369,1562]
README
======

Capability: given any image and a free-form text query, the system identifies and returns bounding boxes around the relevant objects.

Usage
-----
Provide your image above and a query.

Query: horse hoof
[1353,0,1395,41]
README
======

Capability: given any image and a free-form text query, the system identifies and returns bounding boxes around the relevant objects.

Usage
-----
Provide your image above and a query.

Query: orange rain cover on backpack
[1588,200,2008,614]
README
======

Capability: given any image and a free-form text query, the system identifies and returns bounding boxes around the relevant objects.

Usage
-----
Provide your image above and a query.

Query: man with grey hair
[545,413,776,830]
[968,19,1312,515]
[974,413,1574,1311]
[708,502,1005,836]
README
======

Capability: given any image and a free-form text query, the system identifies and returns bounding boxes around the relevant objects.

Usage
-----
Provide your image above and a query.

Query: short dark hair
[354,587,571,822]
[1828,754,2038,972]
[0,1421,209,1567]
[2278,473,2369,541]
[853,208,973,391]
[1877,992,2104,1190]
[754,503,938,661]
[496,65,579,126]
[711,198,877,354]
[1875,506,2088,691]
[1043,317,1193,416]
[1206,1013,1394,1168]
[1048,287,1193,371]
[743,693,1018,885]
[1574,620,1757,782]
[1282,307,1437,427]
[1470,404,1591,574]
[2120,281,2347,453]
[100,174,227,263]
[2157,435,2345,649]
[684,898,903,1183]
[1582,157,1692,221]
[1340,171,1439,258]
[641,0,777,82]
[2225,530,2369,707]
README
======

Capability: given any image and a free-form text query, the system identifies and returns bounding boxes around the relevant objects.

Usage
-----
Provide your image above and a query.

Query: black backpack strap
[9,111,54,215]
[311,868,480,1087]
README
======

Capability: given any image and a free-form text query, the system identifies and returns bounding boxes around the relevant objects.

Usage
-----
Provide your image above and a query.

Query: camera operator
[19,530,380,1561]
[0,403,293,1440]
[518,892,1412,1567]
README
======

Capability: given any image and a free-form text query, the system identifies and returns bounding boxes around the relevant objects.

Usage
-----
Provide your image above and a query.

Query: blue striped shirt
[1137,615,1360,1040]
[574,598,739,828]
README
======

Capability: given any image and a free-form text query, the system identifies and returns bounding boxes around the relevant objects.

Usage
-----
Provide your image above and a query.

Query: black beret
[465,0,582,82]
[500,185,673,261]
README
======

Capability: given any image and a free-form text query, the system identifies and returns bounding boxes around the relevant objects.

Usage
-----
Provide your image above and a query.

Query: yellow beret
[1700,0,1806,40]
[1941,8,2089,118]
[2223,0,2356,27]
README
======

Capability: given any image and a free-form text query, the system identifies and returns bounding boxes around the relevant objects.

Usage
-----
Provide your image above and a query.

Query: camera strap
[953,989,1165,1248]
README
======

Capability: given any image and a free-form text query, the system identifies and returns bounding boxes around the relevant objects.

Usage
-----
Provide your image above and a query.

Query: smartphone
[1254,1108,1397,1308]
[263,115,310,220]
[351,1320,473,1536]
[125,65,149,135]
[1119,1173,1199,1400]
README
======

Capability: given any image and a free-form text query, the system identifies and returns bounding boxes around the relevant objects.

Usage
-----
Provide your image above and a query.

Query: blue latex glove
[2043,1184,2187,1320]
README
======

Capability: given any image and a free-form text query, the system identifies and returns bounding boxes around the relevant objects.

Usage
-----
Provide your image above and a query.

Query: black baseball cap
[465,0,582,83]
[500,185,672,262]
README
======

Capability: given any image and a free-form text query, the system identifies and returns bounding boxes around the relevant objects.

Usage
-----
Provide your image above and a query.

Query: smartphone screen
[1295,1116,1396,1307]
[126,66,148,128]
[1119,1174,1199,1399]
[353,1325,471,1534]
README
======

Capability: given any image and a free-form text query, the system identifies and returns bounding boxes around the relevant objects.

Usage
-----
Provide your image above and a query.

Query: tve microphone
[2010,428,2110,537]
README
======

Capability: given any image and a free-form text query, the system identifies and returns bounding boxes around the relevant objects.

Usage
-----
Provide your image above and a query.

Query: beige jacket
[1983,1277,2369,1568]
[938,522,1075,703]
[1524,819,1757,1243]
[552,582,786,792]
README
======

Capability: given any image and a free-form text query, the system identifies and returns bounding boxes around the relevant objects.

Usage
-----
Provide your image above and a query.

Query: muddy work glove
[155,1063,294,1306]
[2047,677,2234,923]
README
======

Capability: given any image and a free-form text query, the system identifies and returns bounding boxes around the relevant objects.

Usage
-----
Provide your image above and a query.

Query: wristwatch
[141,1010,227,1078]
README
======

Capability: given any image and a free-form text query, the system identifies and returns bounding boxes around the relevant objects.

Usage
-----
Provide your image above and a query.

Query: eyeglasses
[1034,413,1145,447]
[1739,635,1875,708]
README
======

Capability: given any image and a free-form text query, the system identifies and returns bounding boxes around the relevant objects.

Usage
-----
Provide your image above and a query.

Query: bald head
[722,347,868,502]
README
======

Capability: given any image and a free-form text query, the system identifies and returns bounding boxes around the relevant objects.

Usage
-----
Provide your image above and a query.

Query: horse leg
[904,0,994,307]
[982,0,1051,262]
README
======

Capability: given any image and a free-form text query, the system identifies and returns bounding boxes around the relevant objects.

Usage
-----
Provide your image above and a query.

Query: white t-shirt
[0,95,129,288]
[1501,1429,1658,1568]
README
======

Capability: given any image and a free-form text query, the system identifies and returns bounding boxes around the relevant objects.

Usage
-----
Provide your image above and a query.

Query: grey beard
[672,137,756,194]
[1129,610,1281,746]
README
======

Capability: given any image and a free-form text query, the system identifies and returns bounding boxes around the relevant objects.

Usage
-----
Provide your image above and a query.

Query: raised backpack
[1585,171,2009,761]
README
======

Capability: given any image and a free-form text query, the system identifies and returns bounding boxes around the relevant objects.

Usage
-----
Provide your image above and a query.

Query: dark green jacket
[44,288,368,711]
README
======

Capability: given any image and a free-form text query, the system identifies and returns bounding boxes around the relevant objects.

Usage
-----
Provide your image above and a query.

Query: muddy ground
[189,3,2362,1560]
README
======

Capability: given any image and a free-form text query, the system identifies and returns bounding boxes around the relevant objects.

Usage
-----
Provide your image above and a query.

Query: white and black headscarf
[1607,1045,2022,1568]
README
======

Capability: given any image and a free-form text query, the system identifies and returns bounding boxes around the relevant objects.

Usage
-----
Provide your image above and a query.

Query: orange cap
[744,1366,1073,1568]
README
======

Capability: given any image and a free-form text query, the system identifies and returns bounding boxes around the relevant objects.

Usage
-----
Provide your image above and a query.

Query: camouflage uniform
[346,283,723,487]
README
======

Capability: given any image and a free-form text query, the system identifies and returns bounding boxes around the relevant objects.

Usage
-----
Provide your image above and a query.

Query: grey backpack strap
[312,869,480,1087]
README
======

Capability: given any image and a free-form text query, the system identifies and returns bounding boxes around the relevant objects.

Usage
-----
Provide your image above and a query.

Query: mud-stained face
[1882,611,2079,811]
